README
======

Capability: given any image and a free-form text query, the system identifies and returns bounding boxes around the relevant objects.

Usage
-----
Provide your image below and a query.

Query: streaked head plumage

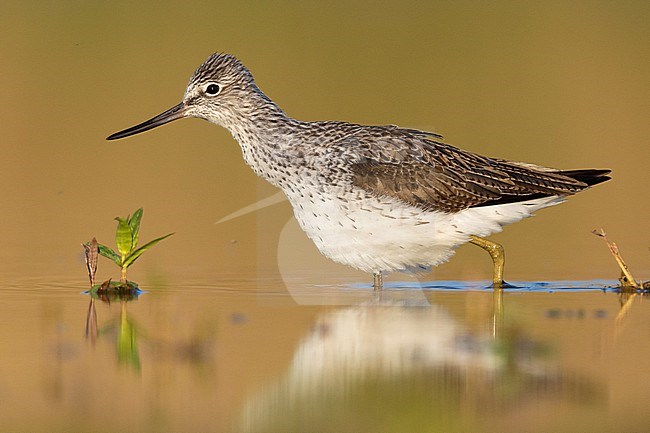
[188,53,254,90]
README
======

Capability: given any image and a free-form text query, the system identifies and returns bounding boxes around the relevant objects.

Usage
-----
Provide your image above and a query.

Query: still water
[2,274,648,433]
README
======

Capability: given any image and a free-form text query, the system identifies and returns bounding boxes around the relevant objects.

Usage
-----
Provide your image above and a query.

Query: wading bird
[108,53,610,289]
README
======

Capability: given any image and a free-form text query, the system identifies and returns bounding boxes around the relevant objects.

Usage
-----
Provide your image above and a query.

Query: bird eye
[205,83,221,95]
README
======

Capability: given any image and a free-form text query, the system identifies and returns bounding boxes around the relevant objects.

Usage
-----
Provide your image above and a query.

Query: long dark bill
[106,102,186,140]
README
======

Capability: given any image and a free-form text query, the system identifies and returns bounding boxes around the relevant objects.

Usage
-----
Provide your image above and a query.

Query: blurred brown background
[1,1,648,284]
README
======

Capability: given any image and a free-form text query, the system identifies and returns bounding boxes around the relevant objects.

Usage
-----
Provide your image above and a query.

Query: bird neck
[222,87,304,185]
[223,87,291,141]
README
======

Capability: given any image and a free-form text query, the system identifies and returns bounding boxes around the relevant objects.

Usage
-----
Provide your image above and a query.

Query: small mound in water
[88,279,141,302]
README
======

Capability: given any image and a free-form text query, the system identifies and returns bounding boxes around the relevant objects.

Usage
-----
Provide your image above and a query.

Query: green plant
[92,208,174,284]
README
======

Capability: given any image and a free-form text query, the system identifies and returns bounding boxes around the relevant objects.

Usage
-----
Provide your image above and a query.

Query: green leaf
[96,243,122,267]
[128,208,143,248]
[123,232,174,268]
[115,217,133,257]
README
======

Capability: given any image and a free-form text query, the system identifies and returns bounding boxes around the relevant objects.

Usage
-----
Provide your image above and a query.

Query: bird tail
[555,169,612,187]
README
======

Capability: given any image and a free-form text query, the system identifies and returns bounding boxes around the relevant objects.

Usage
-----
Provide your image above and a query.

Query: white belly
[285,187,563,274]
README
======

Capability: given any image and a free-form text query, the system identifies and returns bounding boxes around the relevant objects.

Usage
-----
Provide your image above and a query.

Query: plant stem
[121,266,127,284]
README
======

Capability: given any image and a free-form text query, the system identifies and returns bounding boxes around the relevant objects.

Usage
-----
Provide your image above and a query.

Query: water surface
[2,274,648,432]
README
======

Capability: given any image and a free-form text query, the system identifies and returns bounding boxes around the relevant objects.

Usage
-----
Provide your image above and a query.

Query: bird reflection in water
[240,289,599,432]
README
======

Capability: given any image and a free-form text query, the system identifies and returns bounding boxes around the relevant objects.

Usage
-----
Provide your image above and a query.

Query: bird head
[107,53,259,140]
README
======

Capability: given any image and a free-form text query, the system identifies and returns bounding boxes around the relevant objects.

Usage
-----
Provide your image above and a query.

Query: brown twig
[592,228,640,290]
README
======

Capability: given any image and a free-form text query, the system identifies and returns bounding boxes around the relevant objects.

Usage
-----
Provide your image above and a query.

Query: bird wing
[345,126,592,213]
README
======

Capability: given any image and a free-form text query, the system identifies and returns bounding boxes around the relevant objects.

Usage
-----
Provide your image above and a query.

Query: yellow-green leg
[470,235,505,287]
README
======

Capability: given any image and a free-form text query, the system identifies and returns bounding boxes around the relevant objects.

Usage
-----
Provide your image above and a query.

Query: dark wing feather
[348,128,610,213]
